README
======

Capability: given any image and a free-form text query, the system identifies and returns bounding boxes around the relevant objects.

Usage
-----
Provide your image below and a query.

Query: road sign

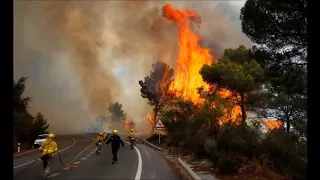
[154,119,165,145]
[154,119,165,129]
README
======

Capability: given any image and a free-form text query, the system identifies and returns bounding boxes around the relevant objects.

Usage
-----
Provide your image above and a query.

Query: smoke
[13,0,251,134]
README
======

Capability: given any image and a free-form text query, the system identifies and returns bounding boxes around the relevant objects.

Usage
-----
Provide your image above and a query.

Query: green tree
[108,102,126,123]
[13,77,33,144]
[138,61,174,122]
[268,91,306,133]
[14,112,33,143]
[13,77,31,113]
[30,112,50,141]
[240,0,307,95]
[200,45,264,123]
[240,0,307,60]
[241,0,307,135]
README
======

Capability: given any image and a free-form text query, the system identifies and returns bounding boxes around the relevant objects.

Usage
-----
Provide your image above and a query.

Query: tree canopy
[240,0,307,95]
[138,61,174,121]
[200,45,264,122]
[13,77,50,149]
[108,102,126,122]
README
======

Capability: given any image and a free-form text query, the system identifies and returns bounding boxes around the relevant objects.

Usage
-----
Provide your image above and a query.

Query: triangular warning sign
[154,119,164,128]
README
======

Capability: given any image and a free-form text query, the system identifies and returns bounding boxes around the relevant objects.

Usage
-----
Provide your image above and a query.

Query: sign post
[154,119,165,145]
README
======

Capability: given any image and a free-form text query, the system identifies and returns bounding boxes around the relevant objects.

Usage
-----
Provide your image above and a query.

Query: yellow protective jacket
[129,132,136,140]
[39,139,58,156]
[96,134,104,143]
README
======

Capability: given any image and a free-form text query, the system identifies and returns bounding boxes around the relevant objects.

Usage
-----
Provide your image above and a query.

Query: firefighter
[102,132,109,146]
[39,133,58,180]
[95,132,105,155]
[128,128,136,149]
[106,129,124,164]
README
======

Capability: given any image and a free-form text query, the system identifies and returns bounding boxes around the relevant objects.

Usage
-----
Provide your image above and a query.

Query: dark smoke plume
[14,1,251,134]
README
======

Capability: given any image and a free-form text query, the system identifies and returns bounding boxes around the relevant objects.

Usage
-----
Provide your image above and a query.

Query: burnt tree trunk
[286,117,291,133]
[153,103,159,123]
[240,93,247,124]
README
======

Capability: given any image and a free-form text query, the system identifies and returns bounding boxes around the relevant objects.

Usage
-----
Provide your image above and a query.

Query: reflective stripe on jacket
[39,139,58,155]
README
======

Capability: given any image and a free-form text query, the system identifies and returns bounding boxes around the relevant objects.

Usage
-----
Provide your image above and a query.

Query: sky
[14,0,251,134]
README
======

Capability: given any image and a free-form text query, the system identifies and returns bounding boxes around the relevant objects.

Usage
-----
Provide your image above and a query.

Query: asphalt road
[13,134,179,180]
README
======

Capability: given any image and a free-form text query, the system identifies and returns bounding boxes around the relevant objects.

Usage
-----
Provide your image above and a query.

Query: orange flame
[121,121,128,128]
[263,120,283,131]
[147,114,155,127]
[163,4,212,104]
[162,4,242,124]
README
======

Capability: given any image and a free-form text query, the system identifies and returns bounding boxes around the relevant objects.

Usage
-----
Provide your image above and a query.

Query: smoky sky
[14,0,251,134]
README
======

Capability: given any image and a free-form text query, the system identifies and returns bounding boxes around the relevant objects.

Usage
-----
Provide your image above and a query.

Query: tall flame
[162,4,242,124]
[163,4,212,104]
[156,4,281,131]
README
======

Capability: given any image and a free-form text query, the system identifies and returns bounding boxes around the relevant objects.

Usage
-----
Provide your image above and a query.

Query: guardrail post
[17,143,20,152]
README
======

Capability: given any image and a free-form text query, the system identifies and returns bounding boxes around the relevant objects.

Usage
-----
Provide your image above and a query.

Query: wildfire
[163,4,212,104]
[121,120,136,132]
[147,114,155,127]
[162,4,242,124]
[121,121,128,129]
[263,120,284,131]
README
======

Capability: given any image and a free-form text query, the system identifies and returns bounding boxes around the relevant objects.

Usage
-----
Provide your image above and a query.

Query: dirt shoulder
[146,139,290,180]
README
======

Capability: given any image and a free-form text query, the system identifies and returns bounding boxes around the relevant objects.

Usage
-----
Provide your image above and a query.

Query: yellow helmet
[113,129,118,134]
[130,129,134,132]
[48,133,55,138]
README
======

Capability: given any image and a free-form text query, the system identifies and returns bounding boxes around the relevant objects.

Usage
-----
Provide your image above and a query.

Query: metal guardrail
[137,136,201,180]
[136,137,163,151]
[178,157,202,180]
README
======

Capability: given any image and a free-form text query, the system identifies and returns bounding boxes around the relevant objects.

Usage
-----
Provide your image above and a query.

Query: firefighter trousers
[130,139,135,149]
[42,155,53,179]
[112,148,118,162]
[96,142,103,152]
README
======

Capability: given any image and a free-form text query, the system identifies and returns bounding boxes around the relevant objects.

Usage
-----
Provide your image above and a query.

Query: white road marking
[13,137,76,169]
[124,141,142,180]
[81,157,87,160]
[13,149,37,157]
[63,167,70,170]
[48,173,60,178]
[73,161,81,164]
[86,154,91,157]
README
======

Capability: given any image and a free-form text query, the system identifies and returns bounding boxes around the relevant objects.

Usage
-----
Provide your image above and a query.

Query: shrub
[215,152,246,175]
[204,137,217,156]
[261,130,306,180]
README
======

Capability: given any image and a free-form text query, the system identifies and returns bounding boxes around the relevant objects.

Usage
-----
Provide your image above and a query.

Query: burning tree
[200,45,264,124]
[160,4,249,126]
[121,119,135,132]
[139,61,174,123]
[142,3,306,179]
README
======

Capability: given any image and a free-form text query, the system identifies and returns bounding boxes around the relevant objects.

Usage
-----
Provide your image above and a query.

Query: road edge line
[124,141,142,180]
[13,136,76,169]
[13,149,37,157]
[137,137,202,180]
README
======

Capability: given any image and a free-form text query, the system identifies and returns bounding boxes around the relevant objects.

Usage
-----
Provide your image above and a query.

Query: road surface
[13,134,179,180]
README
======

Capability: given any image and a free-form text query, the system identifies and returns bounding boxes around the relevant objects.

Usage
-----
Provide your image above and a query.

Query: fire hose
[14,152,66,178]
[15,136,99,178]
